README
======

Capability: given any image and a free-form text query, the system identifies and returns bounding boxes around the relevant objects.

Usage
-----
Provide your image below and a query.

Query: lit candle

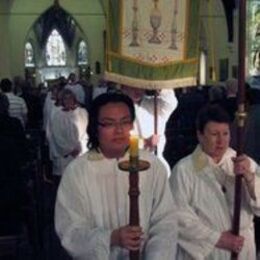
[129,134,139,158]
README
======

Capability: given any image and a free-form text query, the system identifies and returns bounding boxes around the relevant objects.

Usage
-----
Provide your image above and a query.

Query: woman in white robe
[55,92,177,260]
[44,84,65,162]
[169,104,260,260]
[51,89,88,176]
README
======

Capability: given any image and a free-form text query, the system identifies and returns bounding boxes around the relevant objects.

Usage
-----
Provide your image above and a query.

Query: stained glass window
[25,42,35,67]
[45,29,66,66]
[77,40,88,65]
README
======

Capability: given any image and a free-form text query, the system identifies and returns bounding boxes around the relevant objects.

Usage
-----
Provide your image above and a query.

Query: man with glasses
[55,92,177,259]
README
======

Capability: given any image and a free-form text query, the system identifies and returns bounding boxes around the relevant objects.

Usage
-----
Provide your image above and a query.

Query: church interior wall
[0,1,11,79]
[0,0,240,85]
[0,0,105,85]
[200,0,238,83]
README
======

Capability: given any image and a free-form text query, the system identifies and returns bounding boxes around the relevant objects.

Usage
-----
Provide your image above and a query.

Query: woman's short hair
[87,92,135,150]
[61,88,77,107]
[196,104,231,133]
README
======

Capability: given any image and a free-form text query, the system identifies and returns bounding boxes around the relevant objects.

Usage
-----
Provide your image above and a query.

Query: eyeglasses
[98,119,133,130]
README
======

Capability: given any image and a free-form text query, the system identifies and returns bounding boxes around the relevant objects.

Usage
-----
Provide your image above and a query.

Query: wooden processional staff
[231,0,247,259]
[118,135,150,260]
[154,90,158,156]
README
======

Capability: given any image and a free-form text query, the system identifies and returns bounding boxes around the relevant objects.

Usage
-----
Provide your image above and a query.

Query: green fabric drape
[105,0,201,89]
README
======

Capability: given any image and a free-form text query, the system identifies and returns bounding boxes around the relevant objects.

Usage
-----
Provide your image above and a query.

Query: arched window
[25,42,35,67]
[77,40,88,65]
[199,22,207,85]
[199,51,207,85]
[45,29,66,66]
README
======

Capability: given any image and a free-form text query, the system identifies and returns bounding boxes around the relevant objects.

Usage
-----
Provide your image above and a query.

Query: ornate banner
[105,0,201,89]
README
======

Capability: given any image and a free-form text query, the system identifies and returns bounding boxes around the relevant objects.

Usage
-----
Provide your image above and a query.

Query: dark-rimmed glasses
[98,119,132,130]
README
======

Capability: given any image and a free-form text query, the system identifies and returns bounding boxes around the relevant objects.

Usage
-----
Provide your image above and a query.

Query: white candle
[129,134,139,157]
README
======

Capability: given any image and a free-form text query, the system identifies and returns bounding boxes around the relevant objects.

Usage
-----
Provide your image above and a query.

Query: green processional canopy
[104,0,201,89]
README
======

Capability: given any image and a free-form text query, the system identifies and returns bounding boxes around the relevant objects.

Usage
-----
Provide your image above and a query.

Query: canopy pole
[154,91,158,156]
[231,0,247,259]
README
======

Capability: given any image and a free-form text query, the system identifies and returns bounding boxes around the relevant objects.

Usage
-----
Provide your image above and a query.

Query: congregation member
[169,104,260,259]
[0,93,28,169]
[247,50,260,88]
[223,78,238,121]
[244,81,260,253]
[0,78,28,128]
[65,72,85,107]
[244,49,260,162]
[50,89,88,177]
[55,92,177,259]
[92,78,108,99]
[0,93,28,234]
[42,86,52,131]
[20,79,43,128]
[121,85,178,174]
[44,84,64,166]
[43,77,67,132]
[244,83,260,170]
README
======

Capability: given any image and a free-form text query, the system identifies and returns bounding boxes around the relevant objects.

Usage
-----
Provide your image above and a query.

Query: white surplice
[43,92,53,132]
[46,104,62,161]
[55,149,177,260]
[133,89,178,175]
[65,83,86,106]
[50,106,88,176]
[169,145,260,260]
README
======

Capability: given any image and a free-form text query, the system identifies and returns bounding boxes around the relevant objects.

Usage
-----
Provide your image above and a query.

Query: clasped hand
[144,134,160,151]
[232,154,254,182]
[111,225,144,251]
[216,231,244,253]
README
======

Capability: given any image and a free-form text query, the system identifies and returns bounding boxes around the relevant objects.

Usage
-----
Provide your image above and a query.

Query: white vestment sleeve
[169,162,221,259]
[55,165,111,260]
[143,159,178,259]
[157,89,178,117]
[248,165,260,215]
[141,89,177,119]
[238,158,260,216]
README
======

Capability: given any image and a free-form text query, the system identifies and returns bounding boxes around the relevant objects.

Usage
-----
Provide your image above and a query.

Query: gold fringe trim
[104,71,197,89]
